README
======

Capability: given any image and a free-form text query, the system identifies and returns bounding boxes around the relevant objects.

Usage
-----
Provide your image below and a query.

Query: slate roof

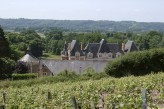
[19,53,39,63]
[84,43,100,58]
[62,39,137,58]
[106,43,123,53]
[124,40,138,52]
[84,39,124,57]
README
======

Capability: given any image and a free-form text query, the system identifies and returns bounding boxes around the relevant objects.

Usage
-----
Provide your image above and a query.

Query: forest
[1,18,164,32]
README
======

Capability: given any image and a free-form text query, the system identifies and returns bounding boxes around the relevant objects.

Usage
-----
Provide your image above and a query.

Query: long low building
[39,60,110,76]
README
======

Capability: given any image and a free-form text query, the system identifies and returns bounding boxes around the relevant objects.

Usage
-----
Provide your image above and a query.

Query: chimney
[67,43,71,58]
[80,42,83,50]
[26,46,32,55]
[64,41,67,51]
[67,43,71,50]
[122,43,125,51]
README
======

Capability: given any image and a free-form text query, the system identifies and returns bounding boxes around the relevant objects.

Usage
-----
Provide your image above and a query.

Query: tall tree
[0,27,10,57]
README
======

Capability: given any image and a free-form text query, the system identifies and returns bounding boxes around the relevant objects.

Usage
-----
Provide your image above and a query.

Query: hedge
[12,73,37,80]
[105,48,164,77]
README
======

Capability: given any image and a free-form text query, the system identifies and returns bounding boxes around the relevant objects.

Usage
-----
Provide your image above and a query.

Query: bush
[105,48,164,77]
[57,69,77,77]
[12,73,37,80]
[82,67,96,77]
[0,58,15,79]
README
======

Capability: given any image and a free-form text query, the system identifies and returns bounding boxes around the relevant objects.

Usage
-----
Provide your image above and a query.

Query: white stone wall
[41,60,111,75]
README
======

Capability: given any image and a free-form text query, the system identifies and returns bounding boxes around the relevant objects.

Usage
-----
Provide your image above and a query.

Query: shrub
[105,48,164,77]
[82,67,96,77]
[0,58,15,79]
[12,73,37,80]
[57,69,77,77]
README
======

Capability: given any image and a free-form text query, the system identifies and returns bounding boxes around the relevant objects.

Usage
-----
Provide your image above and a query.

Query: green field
[0,73,164,108]
[37,33,46,38]
[41,53,61,60]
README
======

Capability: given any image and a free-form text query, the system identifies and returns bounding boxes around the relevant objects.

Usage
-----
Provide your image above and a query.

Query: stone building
[38,39,138,76]
[18,47,39,73]
[61,39,138,60]
[61,40,85,60]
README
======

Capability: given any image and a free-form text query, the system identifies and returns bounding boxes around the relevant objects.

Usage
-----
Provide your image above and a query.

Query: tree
[0,58,15,79]
[0,27,11,57]
[29,39,44,57]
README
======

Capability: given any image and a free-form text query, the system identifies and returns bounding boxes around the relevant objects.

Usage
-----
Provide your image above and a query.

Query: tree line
[5,28,164,57]
[1,18,164,32]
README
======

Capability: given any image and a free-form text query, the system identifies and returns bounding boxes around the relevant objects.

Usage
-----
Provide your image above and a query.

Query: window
[75,52,80,59]
[43,72,47,76]
[108,52,113,58]
[87,52,93,58]
[116,52,122,58]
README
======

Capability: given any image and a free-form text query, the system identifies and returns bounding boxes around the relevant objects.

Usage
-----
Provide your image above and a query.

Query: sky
[0,0,164,22]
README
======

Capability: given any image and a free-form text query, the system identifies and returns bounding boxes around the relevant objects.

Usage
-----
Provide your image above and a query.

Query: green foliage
[136,31,164,50]
[82,67,97,77]
[0,73,164,108]
[10,47,24,61]
[12,73,37,80]
[0,27,11,57]
[0,58,15,79]
[1,18,164,32]
[29,39,43,57]
[6,29,44,57]
[57,69,77,78]
[105,48,164,77]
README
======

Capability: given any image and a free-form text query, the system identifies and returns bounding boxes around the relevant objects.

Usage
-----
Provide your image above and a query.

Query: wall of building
[41,60,110,75]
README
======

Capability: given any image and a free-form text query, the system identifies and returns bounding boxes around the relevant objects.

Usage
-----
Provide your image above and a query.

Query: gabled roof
[106,43,123,53]
[19,54,39,63]
[70,40,84,56]
[84,39,123,57]
[98,39,107,53]
[125,40,138,52]
[84,43,100,58]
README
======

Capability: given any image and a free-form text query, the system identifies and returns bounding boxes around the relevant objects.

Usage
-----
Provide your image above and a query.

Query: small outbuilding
[18,47,39,73]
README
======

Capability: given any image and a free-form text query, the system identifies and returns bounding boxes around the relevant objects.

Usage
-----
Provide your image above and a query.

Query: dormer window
[116,52,122,58]
[97,53,102,58]
[108,52,113,58]
[87,52,93,58]
[75,52,80,59]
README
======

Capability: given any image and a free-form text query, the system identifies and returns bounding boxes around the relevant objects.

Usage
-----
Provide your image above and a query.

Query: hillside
[1,18,164,32]
[0,73,164,108]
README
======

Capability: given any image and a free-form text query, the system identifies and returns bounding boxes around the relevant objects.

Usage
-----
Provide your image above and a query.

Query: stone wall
[41,60,110,75]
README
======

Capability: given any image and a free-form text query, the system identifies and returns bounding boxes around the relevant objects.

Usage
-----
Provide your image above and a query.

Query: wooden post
[101,93,105,109]
[47,91,51,100]
[0,105,5,109]
[142,88,147,109]
[2,93,6,105]
[0,92,6,109]
[72,96,78,109]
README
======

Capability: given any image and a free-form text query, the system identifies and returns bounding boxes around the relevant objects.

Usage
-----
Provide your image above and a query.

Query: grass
[0,71,109,88]
[37,32,46,38]
[41,52,61,60]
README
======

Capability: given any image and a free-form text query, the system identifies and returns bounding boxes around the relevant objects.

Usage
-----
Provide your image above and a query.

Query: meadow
[0,73,164,109]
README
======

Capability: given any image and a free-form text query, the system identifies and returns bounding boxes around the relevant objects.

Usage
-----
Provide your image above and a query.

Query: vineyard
[0,73,164,109]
